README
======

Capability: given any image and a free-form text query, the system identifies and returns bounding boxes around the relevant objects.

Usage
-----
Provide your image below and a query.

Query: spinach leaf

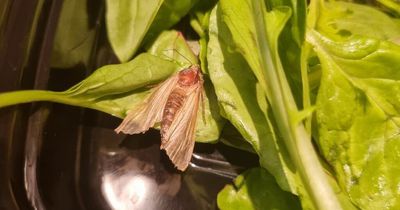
[0,53,177,116]
[147,30,226,142]
[309,29,400,210]
[144,0,199,44]
[308,2,400,209]
[189,0,218,74]
[51,0,97,68]
[217,168,301,210]
[0,31,222,142]
[146,30,198,66]
[215,0,343,209]
[208,4,297,193]
[316,1,400,41]
[377,0,400,16]
[106,0,163,62]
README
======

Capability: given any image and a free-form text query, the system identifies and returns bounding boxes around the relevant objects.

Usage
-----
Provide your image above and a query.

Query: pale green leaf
[309,29,400,210]
[106,0,163,62]
[316,1,400,41]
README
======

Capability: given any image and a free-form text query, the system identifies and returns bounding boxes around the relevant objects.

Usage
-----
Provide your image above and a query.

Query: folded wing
[115,74,179,134]
[161,84,203,171]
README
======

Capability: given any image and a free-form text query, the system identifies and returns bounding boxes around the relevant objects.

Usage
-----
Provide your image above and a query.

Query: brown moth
[115,65,203,171]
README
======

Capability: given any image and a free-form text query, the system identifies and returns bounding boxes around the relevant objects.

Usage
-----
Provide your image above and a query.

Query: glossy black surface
[0,1,258,209]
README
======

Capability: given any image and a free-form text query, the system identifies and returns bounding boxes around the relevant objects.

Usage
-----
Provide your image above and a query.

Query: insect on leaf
[115,65,204,171]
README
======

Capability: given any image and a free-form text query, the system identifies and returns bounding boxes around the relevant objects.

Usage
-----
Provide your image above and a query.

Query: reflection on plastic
[102,174,152,210]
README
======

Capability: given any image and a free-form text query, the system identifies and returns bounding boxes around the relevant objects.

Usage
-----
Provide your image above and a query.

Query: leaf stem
[0,90,74,108]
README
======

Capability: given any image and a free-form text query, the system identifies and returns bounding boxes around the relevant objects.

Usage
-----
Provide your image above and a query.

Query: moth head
[178,65,201,86]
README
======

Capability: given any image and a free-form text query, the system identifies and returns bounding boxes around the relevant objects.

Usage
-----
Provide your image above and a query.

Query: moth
[115,65,203,171]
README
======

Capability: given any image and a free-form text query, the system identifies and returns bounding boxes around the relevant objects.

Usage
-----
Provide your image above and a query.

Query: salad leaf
[106,0,163,62]
[0,53,177,116]
[51,0,97,68]
[267,0,306,46]
[147,30,226,141]
[189,0,218,74]
[308,2,400,209]
[309,29,400,210]
[146,30,198,66]
[207,5,297,193]
[0,31,222,142]
[217,168,301,210]
[144,0,199,44]
[377,0,400,16]
[215,0,343,209]
[315,1,400,41]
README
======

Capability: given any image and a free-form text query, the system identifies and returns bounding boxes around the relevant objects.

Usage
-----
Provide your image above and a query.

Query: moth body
[161,67,201,142]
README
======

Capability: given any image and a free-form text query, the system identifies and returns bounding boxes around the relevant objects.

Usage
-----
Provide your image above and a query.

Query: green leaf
[267,0,306,46]
[146,30,198,66]
[147,30,226,142]
[219,123,256,154]
[106,0,164,62]
[0,31,223,142]
[308,29,400,210]
[316,1,400,41]
[189,0,218,74]
[215,0,343,209]
[208,5,297,193]
[0,53,178,116]
[377,0,400,16]
[51,0,96,68]
[144,0,199,44]
[217,168,302,210]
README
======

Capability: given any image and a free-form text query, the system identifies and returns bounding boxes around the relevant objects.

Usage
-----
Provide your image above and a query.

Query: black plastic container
[0,1,257,209]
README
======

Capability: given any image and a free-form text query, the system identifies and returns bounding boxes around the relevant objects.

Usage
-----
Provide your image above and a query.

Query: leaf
[208,5,297,193]
[0,31,223,142]
[146,30,198,66]
[217,168,302,210]
[105,0,163,62]
[144,0,199,44]
[267,0,306,46]
[219,123,256,154]
[308,29,400,210]
[146,30,226,142]
[377,0,400,16]
[316,1,400,41]
[215,0,343,209]
[51,0,97,68]
[189,0,218,74]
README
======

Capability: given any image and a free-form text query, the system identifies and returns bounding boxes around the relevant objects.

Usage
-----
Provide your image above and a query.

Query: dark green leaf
[144,0,199,44]
[51,0,96,68]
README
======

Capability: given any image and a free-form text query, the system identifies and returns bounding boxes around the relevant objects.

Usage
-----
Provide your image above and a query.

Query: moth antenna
[162,48,194,66]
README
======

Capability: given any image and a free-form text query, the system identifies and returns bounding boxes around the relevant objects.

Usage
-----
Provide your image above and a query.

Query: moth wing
[161,84,203,171]
[115,74,179,134]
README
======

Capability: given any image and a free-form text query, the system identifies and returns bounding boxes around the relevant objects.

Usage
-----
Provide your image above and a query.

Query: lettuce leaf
[308,2,400,209]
